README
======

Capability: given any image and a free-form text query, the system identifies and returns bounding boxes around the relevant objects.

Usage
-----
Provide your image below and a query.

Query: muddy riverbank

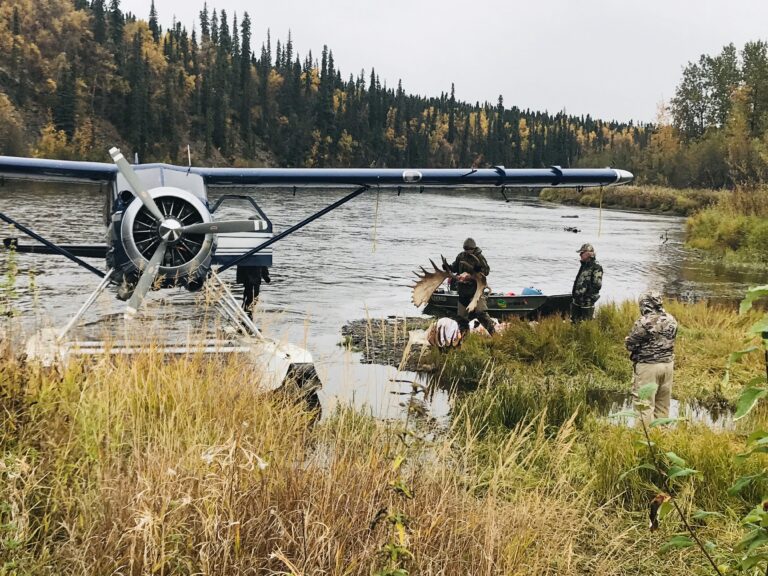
[341,316,435,371]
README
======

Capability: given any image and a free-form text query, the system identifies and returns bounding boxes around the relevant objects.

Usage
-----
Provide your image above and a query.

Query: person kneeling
[426,317,470,351]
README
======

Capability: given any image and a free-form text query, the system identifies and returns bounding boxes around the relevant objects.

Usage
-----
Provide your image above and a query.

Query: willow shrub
[687,187,768,262]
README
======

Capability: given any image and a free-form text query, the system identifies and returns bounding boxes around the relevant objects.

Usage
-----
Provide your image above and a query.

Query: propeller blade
[124,240,167,319]
[109,147,165,222]
[181,220,267,235]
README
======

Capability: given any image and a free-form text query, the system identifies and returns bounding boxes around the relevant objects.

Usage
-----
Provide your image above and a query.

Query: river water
[1,182,766,420]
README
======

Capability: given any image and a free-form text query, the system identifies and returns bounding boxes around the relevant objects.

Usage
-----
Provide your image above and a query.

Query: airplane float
[0,149,633,395]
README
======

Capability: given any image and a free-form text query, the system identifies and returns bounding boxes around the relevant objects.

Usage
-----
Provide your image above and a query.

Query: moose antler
[465,272,487,313]
[411,256,452,307]
[411,255,489,313]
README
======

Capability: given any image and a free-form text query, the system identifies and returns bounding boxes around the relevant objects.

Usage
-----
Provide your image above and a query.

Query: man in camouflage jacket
[625,292,678,424]
[570,243,603,323]
[448,237,495,335]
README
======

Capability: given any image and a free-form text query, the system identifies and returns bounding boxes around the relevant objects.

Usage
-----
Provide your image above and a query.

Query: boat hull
[425,289,572,319]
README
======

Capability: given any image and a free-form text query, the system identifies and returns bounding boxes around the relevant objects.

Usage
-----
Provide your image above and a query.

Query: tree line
[5,0,767,191]
[658,41,768,188]
[0,0,653,173]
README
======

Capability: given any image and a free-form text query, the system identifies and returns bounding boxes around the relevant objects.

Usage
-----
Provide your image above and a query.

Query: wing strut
[216,184,370,274]
[0,211,107,279]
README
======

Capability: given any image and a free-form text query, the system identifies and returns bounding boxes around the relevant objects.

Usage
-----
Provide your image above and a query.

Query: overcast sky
[119,0,768,123]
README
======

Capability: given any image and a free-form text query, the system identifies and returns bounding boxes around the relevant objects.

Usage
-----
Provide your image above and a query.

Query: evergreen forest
[1,0,768,190]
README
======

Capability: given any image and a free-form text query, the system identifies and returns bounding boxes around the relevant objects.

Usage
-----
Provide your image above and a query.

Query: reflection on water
[1,182,767,420]
[586,389,735,430]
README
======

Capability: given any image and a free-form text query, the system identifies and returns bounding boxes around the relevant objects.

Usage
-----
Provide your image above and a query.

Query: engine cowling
[114,187,215,291]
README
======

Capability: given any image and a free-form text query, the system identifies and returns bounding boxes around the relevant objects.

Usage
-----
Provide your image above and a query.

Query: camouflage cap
[639,291,664,312]
[463,237,477,250]
[577,243,594,253]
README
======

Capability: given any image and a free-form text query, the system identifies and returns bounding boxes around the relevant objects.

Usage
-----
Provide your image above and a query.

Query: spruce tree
[239,13,253,155]
[148,0,160,42]
[11,6,20,35]
[219,10,231,54]
[10,7,26,104]
[54,62,78,139]
[448,83,456,143]
[108,0,125,66]
[210,9,218,46]
[199,3,209,42]
[91,0,107,43]
[126,32,148,158]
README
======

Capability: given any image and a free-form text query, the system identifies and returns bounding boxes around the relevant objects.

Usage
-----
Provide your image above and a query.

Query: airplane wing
[0,156,633,188]
[0,156,117,182]
[191,166,633,188]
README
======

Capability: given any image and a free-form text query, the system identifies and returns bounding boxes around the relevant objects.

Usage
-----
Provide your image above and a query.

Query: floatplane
[0,150,633,395]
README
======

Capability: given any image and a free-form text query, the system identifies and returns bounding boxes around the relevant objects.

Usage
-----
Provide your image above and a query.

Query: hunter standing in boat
[571,242,603,323]
[446,238,496,335]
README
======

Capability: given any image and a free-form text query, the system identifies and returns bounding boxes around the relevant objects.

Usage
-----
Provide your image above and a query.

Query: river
[1,182,766,420]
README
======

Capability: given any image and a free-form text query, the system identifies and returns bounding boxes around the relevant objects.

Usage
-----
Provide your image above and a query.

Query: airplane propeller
[109,147,165,222]
[124,238,167,318]
[109,147,267,318]
[181,220,266,235]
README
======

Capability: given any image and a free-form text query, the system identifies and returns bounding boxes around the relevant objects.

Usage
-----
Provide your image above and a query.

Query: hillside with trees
[0,0,649,171]
[3,0,768,192]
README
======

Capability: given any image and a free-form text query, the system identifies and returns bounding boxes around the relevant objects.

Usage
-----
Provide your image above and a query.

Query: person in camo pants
[625,291,678,425]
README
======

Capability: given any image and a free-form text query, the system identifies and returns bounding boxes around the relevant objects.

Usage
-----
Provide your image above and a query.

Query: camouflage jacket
[450,248,490,276]
[625,310,678,364]
[450,248,489,298]
[571,258,603,307]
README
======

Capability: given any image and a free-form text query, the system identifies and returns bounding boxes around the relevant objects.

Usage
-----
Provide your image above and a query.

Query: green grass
[432,300,763,412]
[686,188,768,264]
[540,185,723,216]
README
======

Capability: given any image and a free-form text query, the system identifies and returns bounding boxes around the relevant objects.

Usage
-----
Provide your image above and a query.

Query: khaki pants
[632,361,673,425]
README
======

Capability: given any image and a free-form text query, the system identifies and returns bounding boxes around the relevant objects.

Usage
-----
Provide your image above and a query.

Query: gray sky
[120,0,768,123]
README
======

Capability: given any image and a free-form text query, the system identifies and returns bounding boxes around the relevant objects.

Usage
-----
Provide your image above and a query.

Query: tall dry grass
[0,343,597,574]
[1,295,767,574]
[0,334,756,574]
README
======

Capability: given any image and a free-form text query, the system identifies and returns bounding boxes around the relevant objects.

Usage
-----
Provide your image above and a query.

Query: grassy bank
[431,300,762,412]
[686,188,768,264]
[1,298,767,573]
[541,184,768,266]
[539,185,723,216]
